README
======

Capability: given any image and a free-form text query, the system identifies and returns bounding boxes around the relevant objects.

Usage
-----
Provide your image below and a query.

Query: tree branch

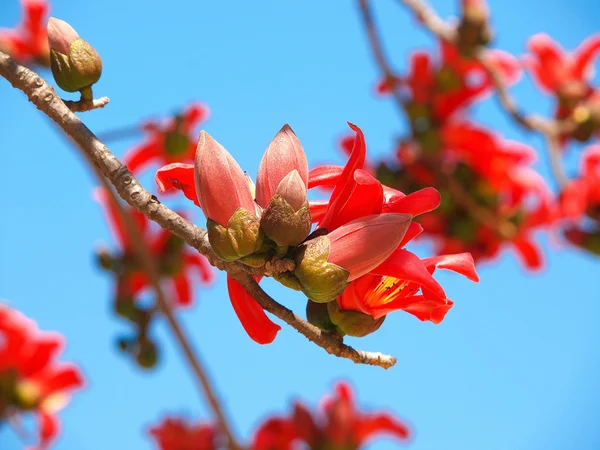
[0,51,396,369]
[64,96,110,112]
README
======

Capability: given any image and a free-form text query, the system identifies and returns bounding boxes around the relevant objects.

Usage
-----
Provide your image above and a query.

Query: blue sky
[1,0,599,449]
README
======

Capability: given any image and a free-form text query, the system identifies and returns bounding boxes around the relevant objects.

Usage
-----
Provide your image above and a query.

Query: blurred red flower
[0,0,50,66]
[0,304,83,448]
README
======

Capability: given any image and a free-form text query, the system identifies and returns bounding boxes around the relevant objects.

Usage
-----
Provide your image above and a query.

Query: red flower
[0,304,84,449]
[149,417,217,450]
[524,33,600,104]
[561,145,600,220]
[95,189,213,307]
[252,382,411,449]
[0,0,50,66]
[377,41,520,121]
[308,123,478,323]
[123,103,209,175]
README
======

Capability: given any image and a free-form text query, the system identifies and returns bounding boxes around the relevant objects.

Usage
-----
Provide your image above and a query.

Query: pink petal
[328,213,411,282]
[385,187,440,217]
[256,125,308,207]
[308,165,344,189]
[47,17,79,55]
[194,132,255,226]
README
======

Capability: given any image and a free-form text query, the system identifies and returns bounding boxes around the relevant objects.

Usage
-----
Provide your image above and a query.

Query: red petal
[355,413,411,445]
[512,237,543,270]
[226,276,280,345]
[421,253,480,282]
[39,365,84,397]
[572,34,600,80]
[370,294,453,323]
[319,123,367,229]
[182,102,210,130]
[525,33,567,93]
[309,200,329,223]
[308,165,344,189]
[398,222,423,248]
[22,339,62,376]
[184,252,215,283]
[39,412,59,449]
[385,187,440,217]
[155,163,200,207]
[172,273,192,307]
[122,142,162,174]
[326,170,384,231]
[373,249,446,300]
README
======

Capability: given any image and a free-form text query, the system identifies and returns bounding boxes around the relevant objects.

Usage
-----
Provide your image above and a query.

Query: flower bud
[207,208,264,262]
[457,0,492,52]
[256,125,309,208]
[260,170,312,247]
[294,236,350,303]
[327,300,385,337]
[194,131,257,227]
[306,300,338,333]
[48,17,102,98]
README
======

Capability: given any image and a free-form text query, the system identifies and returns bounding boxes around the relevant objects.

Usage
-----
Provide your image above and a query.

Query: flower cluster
[371,1,562,270]
[0,0,50,66]
[0,304,83,448]
[156,123,478,341]
[95,188,213,368]
[149,382,410,450]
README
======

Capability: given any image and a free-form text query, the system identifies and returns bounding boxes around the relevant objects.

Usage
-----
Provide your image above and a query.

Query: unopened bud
[136,338,159,369]
[48,17,102,97]
[260,172,312,247]
[327,301,385,337]
[294,236,350,303]
[207,208,264,262]
[306,300,338,333]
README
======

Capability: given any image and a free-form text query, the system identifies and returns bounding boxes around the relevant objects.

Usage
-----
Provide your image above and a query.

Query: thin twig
[64,96,110,112]
[0,50,396,369]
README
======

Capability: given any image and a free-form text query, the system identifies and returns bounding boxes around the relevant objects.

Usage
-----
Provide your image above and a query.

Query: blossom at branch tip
[252,382,411,449]
[0,304,84,449]
[47,17,102,97]
[376,40,520,121]
[524,33,600,100]
[0,0,50,66]
[125,103,210,175]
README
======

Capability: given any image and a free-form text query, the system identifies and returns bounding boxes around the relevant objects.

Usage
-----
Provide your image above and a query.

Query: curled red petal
[370,294,453,323]
[355,413,411,445]
[512,237,543,271]
[184,252,215,283]
[308,165,344,189]
[421,253,480,282]
[122,142,162,174]
[182,102,210,130]
[155,163,200,207]
[385,187,440,217]
[226,275,280,345]
[572,34,600,80]
[398,222,423,248]
[172,273,192,307]
[39,412,59,449]
[38,365,84,397]
[373,248,446,300]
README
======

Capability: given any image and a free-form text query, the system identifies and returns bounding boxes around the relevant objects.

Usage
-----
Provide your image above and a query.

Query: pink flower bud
[256,125,309,208]
[275,170,307,211]
[327,213,411,282]
[47,17,79,55]
[194,131,256,227]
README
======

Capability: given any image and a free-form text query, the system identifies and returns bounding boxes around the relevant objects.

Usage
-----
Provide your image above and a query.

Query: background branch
[0,51,396,370]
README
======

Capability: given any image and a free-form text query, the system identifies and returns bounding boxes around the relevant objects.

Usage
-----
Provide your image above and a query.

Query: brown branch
[64,96,110,112]
[397,0,571,188]
[0,50,396,369]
